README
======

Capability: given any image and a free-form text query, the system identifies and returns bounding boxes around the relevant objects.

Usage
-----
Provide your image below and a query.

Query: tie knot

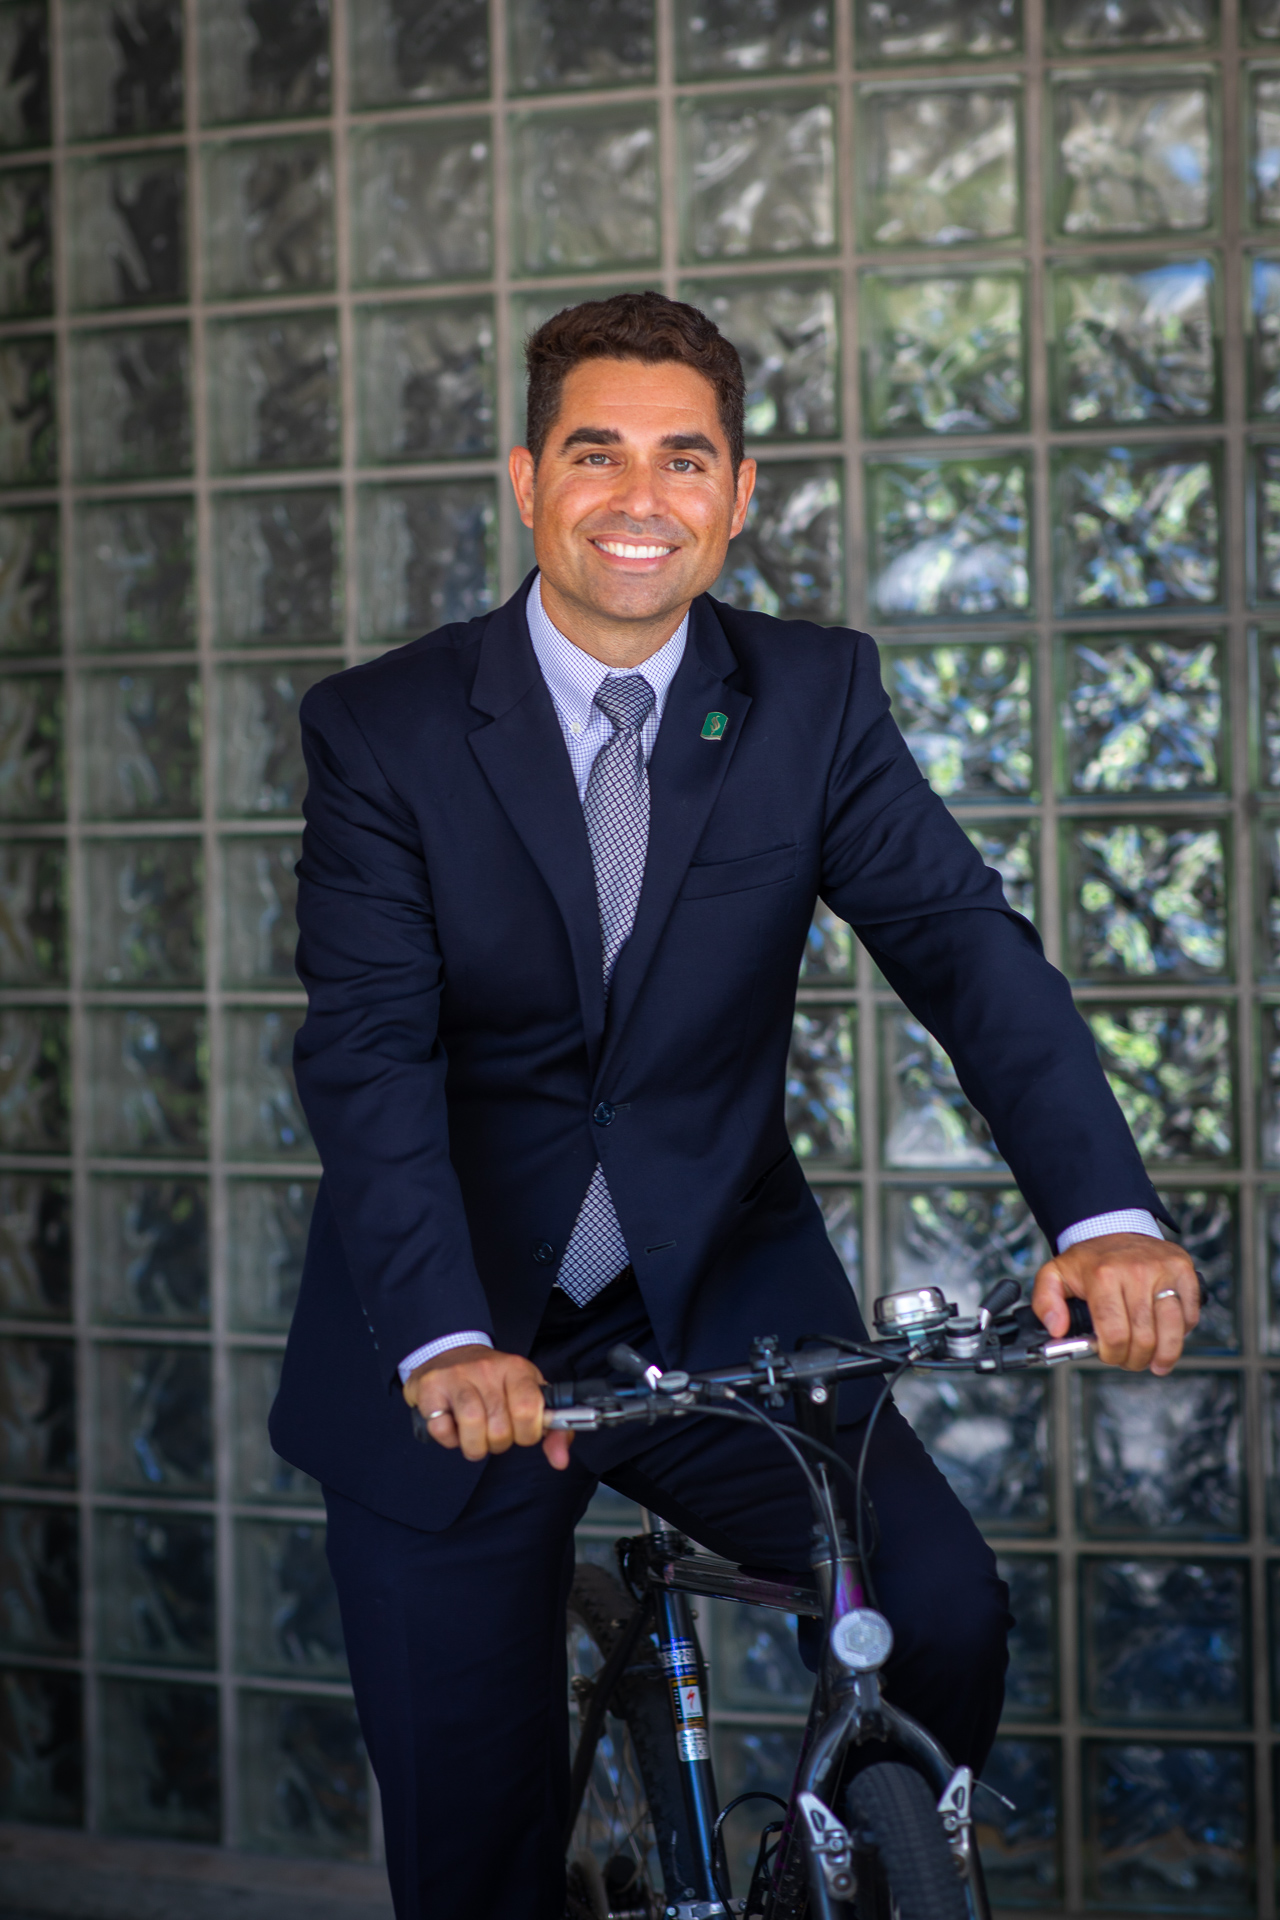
[594,673,655,734]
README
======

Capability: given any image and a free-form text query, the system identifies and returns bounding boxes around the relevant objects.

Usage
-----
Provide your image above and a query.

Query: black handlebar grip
[607,1342,653,1380]
[979,1276,1022,1320]
[1066,1298,1095,1337]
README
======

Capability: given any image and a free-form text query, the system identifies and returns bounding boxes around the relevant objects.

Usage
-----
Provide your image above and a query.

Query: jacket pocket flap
[680,844,797,899]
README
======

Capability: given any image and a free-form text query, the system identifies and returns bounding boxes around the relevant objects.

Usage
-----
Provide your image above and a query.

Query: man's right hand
[402,1345,573,1470]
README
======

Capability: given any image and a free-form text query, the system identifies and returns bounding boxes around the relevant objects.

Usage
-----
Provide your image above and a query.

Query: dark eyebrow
[559,426,622,451]
[658,432,720,459]
[558,425,721,460]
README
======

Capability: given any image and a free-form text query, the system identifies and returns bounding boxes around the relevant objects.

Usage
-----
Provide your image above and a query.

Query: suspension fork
[648,1528,724,1909]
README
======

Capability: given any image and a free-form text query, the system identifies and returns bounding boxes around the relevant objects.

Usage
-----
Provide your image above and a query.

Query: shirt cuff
[1057,1209,1164,1255]
[397,1331,493,1385]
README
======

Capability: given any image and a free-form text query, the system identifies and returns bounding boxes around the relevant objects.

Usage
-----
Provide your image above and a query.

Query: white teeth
[596,540,674,559]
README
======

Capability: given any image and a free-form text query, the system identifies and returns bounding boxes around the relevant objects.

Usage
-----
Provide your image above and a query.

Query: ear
[509,446,536,529]
[730,457,757,539]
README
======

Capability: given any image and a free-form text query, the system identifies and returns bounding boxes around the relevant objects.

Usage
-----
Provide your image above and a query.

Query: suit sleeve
[291,678,493,1379]
[818,634,1172,1250]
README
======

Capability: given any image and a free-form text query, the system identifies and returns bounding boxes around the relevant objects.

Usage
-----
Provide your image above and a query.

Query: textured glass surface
[224,1010,311,1161]
[73,499,194,652]
[977,1738,1061,1908]
[1051,258,1217,426]
[63,0,184,141]
[358,481,496,644]
[236,1520,344,1678]
[858,83,1020,248]
[84,838,202,987]
[350,121,491,285]
[233,1349,321,1505]
[816,1185,860,1291]
[867,456,1030,621]
[217,663,328,816]
[1082,1558,1247,1723]
[1248,258,1280,415]
[968,820,1037,921]
[1053,0,1214,45]
[1085,1741,1252,1909]
[1159,1188,1237,1354]
[857,0,1019,60]
[0,336,53,486]
[1078,1372,1243,1537]
[799,901,854,981]
[676,0,832,77]
[1063,821,1227,980]
[0,843,64,986]
[198,0,330,124]
[509,0,652,91]
[203,137,333,298]
[1252,72,1280,227]
[0,1504,77,1655]
[357,301,495,465]
[99,1679,219,1841]
[88,1178,208,1326]
[1000,1556,1056,1718]
[1088,1003,1232,1160]
[1246,449,1280,603]
[222,838,299,988]
[80,668,200,820]
[883,643,1032,798]
[786,1008,855,1161]
[84,1010,208,1158]
[348,0,489,107]
[1248,0,1280,37]
[227,1180,314,1333]
[680,92,834,262]
[0,9,48,152]
[97,1511,215,1668]
[0,509,58,654]
[882,1008,1000,1168]
[1252,1005,1280,1165]
[72,324,190,482]
[68,154,185,311]
[1052,73,1213,237]
[705,1598,809,1712]
[711,460,842,621]
[0,1668,81,1826]
[0,674,60,820]
[861,269,1025,435]
[0,1011,68,1153]
[0,1338,75,1486]
[0,169,52,317]
[513,109,658,273]
[208,315,339,474]
[1054,445,1220,612]
[896,1373,1050,1528]
[681,276,837,438]
[213,491,340,648]
[1060,632,1222,793]
[95,1343,212,1497]
[883,1187,1044,1317]
[237,1691,366,1858]
[0,1178,71,1321]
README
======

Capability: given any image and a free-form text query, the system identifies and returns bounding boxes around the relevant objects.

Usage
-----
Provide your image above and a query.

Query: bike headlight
[830,1607,894,1673]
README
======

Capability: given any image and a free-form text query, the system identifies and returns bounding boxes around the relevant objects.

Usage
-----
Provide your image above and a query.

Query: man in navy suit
[271,293,1197,1919]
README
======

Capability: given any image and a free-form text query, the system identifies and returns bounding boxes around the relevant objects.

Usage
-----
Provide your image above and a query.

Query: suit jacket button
[593,1101,615,1126]
[533,1242,556,1265]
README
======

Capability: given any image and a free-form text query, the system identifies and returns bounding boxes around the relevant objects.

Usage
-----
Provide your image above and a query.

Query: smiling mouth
[591,538,677,560]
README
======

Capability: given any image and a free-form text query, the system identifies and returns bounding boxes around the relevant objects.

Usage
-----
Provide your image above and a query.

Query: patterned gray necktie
[556,673,656,1306]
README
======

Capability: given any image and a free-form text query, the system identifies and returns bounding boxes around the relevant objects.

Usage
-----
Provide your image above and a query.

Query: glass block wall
[0,0,1274,1905]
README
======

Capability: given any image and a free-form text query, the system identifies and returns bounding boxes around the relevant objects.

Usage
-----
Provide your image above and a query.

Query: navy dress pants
[323,1276,1011,1920]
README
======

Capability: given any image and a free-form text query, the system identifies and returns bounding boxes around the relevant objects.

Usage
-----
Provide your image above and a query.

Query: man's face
[509,357,756,631]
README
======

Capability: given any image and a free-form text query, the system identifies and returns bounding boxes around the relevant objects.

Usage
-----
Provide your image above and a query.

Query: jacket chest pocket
[679,844,797,900]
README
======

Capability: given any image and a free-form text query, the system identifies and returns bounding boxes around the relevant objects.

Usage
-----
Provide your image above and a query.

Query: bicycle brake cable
[853,1358,912,1613]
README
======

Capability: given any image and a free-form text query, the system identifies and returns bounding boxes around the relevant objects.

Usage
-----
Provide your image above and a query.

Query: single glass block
[680,92,834,263]
[857,0,1019,60]
[96,1510,215,1667]
[0,1668,81,1826]
[512,108,658,274]
[676,0,832,77]
[1255,1005,1280,1164]
[0,336,53,485]
[1063,821,1227,981]
[208,314,339,474]
[1253,71,1280,227]
[72,324,191,481]
[79,668,200,820]
[1085,1741,1252,1909]
[1251,0,1280,38]
[1051,258,1217,426]
[1053,445,1220,613]
[0,8,48,150]
[1249,259,1280,416]
[357,481,497,643]
[222,837,299,988]
[1158,1188,1236,1353]
[786,1007,855,1162]
[356,300,496,464]
[680,276,837,440]
[88,1177,208,1325]
[0,1503,77,1654]
[0,1338,74,1484]
[218,661,329,816]
[238,1690,366,1858]
[705,1598,809,1713]
[0,841,64,985]
[84,1009,208,1158]
[95,1343,212,1497]
[99,1678,218,1841]
[965,820,1036,921]
[815,1185,860,1292]
[867,455,1030,621]
[1079,1371,1243,1537]
[1060,632,1222,794]
[63,0,184,141]
[0,168,50,317]
[228,1179,314,1332]
[203,135,332,297]
[83,837,203,986]
[0,673,60,821]
[999,1556,1056,1718]
[858,83,1020,249]
[213,490,341,648]
[0,1010,68,1152]
[861,269,1024,436]
[1247,449,1280,603]
[236,1518,344,1677]
[1052,72,1213,238]
[882,643,1032,798]
[0,1177,70,1321]
[350,120,491,286]
[1088,1003,1232,1162]
[799,901,854,982]
[895,1372,1050,1528]
[510,0,652,91]
[882,1007,1000,1169]
[233,1347,321,1505]
[199,0,330,124]
[1082,1557,1246,1724]
[976,1737,1061,1907]
[1261,820,1280,975]
[348,0,488,107]
[73,498,194,652]
[711,458,842,621]
[0,509,57,653]
[883,1187,1044,1318]
[712,1723,805,1895]
[67,153,185,311]
[224,1009,311,1161]
[1053,0,1213,45]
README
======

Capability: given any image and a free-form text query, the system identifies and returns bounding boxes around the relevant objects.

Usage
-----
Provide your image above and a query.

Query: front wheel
[843,1763,968,1920]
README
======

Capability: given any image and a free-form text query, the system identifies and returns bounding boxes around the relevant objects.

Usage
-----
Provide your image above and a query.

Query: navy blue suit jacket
[270,580,1169,1530]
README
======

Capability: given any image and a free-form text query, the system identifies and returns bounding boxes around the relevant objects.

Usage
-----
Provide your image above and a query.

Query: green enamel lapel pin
[701,711,729,741]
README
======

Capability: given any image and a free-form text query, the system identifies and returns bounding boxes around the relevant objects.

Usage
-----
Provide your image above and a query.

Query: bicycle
[548,1276,1102,1920]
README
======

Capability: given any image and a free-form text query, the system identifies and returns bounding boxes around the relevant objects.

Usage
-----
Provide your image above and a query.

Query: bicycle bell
[830,1607,895,1674]
[873,1286,953,1343]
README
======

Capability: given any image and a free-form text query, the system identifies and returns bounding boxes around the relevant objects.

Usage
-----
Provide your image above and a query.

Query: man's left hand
[1032,1233,1199,1376]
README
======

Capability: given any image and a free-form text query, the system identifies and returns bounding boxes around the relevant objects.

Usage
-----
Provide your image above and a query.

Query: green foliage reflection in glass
[857,82,1021,248]
[867,455,1030,619]
[1087,1003,1233,1160]
[883,644,1032,797]
[1051,72,1214,238]
[1059,633,1222,794]
[1065,821,1228,980]
[1050,258,1218,426]
[1053,446,1220,612]
[861,268,1025,434]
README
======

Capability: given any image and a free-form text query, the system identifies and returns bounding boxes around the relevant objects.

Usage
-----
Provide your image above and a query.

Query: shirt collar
[526,573,688,732]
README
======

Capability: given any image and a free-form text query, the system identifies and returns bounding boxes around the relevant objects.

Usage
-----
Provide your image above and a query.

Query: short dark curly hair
[524,290,745,473]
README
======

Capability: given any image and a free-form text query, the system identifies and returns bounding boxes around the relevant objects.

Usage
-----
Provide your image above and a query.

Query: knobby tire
[844,1762,968,1920]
